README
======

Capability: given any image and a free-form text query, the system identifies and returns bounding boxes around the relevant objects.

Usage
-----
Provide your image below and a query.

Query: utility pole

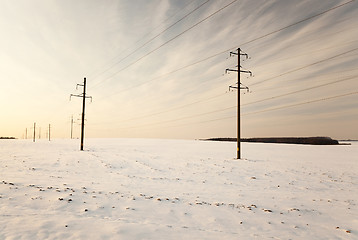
[70,77,92,151]
[70,115,74,139]
[25,128,27,139]
[48,124,51,141]
[226,48,252,159]
[33,122,36,142]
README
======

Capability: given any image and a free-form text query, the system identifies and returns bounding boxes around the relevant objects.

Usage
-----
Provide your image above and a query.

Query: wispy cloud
[0,0,357,139]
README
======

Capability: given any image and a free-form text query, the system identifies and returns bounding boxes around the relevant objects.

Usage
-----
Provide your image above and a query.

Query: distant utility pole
[48,124,51,141]
[70,77,92,151]
[25,128,27,139]
[226,48,252,159]
[70,115,74,139]
[33,122,36,142]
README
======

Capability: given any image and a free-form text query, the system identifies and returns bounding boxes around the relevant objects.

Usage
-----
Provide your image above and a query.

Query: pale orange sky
[0,0,357,140]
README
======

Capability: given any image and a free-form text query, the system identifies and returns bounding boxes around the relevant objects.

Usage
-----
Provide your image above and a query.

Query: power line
[47,0,355,138]
[136,0,198,41]
[114,105,236,130]
[92,92,228,125]
[93,71,357,129]
[95,0,356,100]
[90,0,238,90]
[99,44,356,103]
[102,114,236,132]
[90,89,358,132]
[97,47,357,114]
[250,47,358,87]
[89,0,210,86]
[242,75,358,106]
[120,0,238,70]
[97,50,227,102]
[240,0,356,47]
[162,90,358,129]
[101,68,357,136]
[249,39,358,71]
[242,91,358,116]
[101,76,357,130]
[251,67,358,94]
[89,0,197,78]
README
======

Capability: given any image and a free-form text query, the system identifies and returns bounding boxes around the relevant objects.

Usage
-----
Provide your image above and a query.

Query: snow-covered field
[0,138,357,239]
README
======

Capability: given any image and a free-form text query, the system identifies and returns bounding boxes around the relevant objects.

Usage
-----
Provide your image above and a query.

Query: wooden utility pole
[70,115,74,139]
[226,48,252,159]
[80,78,86,150]
[48,124,51,141]
[33,122,36,142]
[70,77,92,151]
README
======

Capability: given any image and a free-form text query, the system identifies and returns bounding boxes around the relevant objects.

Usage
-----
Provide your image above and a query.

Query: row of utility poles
[23,50,246,157]
[65,50,248,155]
[63,51,248,156]
[24,116,78,142]
[24,123,51,142]
[23,95,86,148]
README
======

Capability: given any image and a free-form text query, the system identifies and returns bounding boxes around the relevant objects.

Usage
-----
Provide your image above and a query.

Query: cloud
[1,0,357,139]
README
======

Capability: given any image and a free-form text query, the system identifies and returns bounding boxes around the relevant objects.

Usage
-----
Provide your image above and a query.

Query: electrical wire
[96,50,227,102]
[159,90,358,129]
[251,67,358,94]
[250,47,358,87]
[94,0,356,101]
[95,54,357,125]
[92,67,357,128]
[116,105,236,130]
[90,0,239,90]
[248,39,358,71]
[92,92,229,125]
[240,0,356,47]
[71,0,357,136]
[88,1,196,78]
[242,91,358,116]
[93,74,357,130]
[89,0,210,87]
[242,75,358,106]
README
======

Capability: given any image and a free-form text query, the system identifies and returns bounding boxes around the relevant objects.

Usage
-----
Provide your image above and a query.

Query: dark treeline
[202,137,340,145]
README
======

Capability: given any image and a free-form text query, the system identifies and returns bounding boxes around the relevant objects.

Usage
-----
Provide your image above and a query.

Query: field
[0,139,357,239]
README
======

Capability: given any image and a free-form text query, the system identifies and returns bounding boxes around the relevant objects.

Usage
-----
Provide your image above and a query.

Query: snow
[0,138,357,239]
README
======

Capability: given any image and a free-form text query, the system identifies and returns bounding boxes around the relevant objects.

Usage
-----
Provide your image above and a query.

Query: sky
[0,0,357,140]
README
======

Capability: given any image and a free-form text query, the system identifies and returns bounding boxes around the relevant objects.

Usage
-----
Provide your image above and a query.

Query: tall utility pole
[70,77,92,151]
[33,122,36,142]
[226,48,252,159]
